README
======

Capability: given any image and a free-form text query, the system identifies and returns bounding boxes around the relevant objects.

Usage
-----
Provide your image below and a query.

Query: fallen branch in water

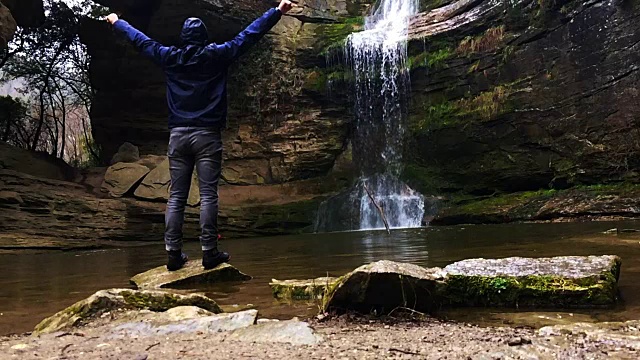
[363,183,391,234]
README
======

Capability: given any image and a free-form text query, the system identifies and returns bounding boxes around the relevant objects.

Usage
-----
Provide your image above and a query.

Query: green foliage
[1,0,99,164]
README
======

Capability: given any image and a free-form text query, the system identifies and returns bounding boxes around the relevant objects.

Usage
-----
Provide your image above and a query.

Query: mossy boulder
[270,277,339,301]
[323,260,447,314]
[130,262,252,290]
[441,255,622,308]
[33,288,221,335]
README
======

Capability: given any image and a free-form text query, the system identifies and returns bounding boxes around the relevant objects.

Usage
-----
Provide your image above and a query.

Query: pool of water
[1,220,640,335]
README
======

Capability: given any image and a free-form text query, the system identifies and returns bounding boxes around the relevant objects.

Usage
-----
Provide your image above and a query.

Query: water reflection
[1,220,640,335]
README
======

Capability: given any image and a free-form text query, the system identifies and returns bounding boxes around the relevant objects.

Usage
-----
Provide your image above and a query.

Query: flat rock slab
[130,262,252,290]
[323,260,447,314]
[34,289,221,335]
[270,277,338,301]
[442,255,622,308]
[226,320,322,345]
[110,310,258,338]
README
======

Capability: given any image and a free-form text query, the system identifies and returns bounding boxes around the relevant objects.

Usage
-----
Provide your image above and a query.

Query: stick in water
[363,183,391,234]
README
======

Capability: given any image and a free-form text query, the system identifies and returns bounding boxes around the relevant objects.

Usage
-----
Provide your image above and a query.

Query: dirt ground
[2,315,638,360]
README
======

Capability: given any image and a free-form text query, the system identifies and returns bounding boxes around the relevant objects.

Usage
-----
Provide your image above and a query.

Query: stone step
[130,262,252,290]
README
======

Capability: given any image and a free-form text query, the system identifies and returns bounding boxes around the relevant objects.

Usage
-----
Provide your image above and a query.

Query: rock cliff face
[402,0,640,199]
[82,0,370,186]
[6,0,626,243]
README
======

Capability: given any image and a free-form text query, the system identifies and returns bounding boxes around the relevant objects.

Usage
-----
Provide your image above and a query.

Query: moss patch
[270,277,339,301]
[315,17,365,56]
[457,26,506,55]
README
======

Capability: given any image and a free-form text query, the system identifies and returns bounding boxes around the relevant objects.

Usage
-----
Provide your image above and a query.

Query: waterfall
[315,0,425,232]
[350,0,424,230]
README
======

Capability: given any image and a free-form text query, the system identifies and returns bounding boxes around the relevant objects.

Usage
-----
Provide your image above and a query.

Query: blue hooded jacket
[113,8,282,129]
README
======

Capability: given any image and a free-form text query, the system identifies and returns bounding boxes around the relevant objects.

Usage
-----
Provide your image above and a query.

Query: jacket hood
[181,18,209,45]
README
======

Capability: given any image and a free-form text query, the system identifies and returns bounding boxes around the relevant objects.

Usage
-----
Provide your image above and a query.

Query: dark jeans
[165,127,222,252]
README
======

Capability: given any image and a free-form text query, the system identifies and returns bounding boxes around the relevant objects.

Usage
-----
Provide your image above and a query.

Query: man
[106,0,295,271]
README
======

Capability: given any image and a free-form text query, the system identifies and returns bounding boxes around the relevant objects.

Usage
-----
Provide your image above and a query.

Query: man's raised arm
[107,14,171,66]
[213,0,294,63]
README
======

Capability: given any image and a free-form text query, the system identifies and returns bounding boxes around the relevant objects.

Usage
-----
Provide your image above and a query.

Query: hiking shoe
[202,250,230,270]
[167,250,188,271]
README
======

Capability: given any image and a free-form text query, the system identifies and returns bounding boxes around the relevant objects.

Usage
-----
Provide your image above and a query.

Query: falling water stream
[317,0,425,231]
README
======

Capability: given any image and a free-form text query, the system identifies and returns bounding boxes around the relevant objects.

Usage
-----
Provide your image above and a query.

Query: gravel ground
[1,315,638,360]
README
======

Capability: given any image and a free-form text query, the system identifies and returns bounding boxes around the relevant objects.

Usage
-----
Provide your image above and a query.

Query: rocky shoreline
[2,256,637,359]
[3,312,640,359]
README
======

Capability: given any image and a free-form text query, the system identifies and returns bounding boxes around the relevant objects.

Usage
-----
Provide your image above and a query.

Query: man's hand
[106,13,119,25]
[278,0,294,14]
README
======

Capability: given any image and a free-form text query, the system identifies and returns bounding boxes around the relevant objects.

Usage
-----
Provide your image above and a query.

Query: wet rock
[33,288,221,335]
[270,277,338,301]
[133,157,200,206]
[130,261,251,290]
[101,162,150,197]
[323,260,447,314]
[226,319,322,345]
[110,142,140,164]
[442,256,622,308]
[110,310,258,338]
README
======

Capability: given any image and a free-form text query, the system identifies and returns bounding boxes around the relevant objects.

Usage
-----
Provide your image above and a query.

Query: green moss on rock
[33,289,221,335]
[270,277,339,301]
[441,256,621,308]
[315,17,364,55]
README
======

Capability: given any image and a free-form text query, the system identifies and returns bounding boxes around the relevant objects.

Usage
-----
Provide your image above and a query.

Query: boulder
[225,319,322,345]
[270,277,338,301]
[110,142,140,164]
[442,255,622,308]
[323,260,447,314]
[110,310,259,338]
[101,162,150,197]
[33,288,221,335]
[130,262,252,290]
[133,157,200,206]
[0,3,16,48]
